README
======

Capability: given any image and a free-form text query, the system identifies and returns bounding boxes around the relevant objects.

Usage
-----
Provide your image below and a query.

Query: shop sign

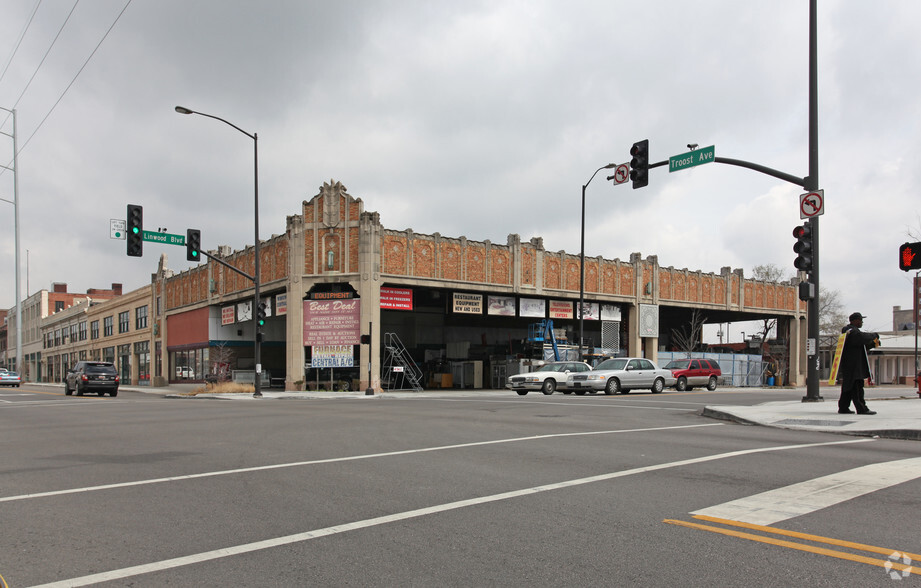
[221,306,235,325]
[487,295,516,316]
[453,293,482,314]
[519,298,545,318]
[311,345,354,368]
[276,293,288,315]
[303,299,361,346]
[549,300,572,319]
[381,287,413,310]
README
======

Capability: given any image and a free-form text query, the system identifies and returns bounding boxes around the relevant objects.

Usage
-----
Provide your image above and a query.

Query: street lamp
[175,105,262,398]
[0,106,21,377]
[579,163,617,360]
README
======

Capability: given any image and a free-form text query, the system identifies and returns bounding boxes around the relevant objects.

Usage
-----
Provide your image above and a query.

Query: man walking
[838,312,880,415]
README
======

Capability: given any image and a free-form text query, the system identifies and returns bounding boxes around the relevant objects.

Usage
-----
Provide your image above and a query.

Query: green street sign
[142,230,186,246]
[669,145,715,173]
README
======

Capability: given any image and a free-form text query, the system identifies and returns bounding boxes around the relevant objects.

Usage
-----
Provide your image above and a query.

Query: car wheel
[110,389,118,397]
[516,390,528,396]
[651,378,665,394]
[604,378,620,395]
[574,388,587,396]
[675,377,687,391]
[707,376,718,391]
[541,379,556,395]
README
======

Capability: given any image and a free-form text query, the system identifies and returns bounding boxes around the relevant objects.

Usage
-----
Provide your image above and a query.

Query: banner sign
[303,298,361,346]
[276,293,288,316]
[381,287,413,310]
[453,293,483,314]
[487,295,516,316]
[549,300,572,319]
[221,306,235,326]
[827,332,847,385]
[577,302,600,321]
[601,304,622,321]
[311,345,354,368]
[519,298,545,318]
[237,300,252,322]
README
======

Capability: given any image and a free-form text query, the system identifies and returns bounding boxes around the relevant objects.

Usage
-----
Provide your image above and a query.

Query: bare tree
[671,309,707,354]
[752,264,792,282]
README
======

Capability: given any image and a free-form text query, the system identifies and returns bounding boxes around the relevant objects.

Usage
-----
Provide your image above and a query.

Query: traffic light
[793,220,814,273]
[256,302,267,327]
[126,204,143,257]
[186,229,201,262]
[629,139,649,189]
[899,241,921,271]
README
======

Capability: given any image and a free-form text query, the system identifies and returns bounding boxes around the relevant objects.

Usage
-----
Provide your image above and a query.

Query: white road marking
[28,438,871,588]
[1,423,721,503]
[691,456,921,526]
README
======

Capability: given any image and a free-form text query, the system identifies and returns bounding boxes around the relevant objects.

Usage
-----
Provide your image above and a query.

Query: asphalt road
[1,385,918,586]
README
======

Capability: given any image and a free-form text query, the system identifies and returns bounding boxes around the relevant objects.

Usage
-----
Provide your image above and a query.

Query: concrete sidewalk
[701,393,921,441]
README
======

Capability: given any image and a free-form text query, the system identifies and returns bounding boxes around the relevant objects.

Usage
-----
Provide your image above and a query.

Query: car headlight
[524,376,541,383]
[584,375,606,381]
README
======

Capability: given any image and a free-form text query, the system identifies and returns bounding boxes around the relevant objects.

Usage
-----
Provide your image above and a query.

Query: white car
[567,357,675,395]
[507,361,592,395]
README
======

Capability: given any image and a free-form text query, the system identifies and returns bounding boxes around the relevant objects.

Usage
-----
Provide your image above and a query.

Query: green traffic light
[132,227,139,234]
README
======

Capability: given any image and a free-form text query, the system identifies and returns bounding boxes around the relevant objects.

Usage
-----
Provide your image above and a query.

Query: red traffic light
[899,241,921,271]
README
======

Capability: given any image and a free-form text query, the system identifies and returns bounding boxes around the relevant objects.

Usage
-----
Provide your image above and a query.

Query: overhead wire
[0,0,43,85]
[0,0,132,179]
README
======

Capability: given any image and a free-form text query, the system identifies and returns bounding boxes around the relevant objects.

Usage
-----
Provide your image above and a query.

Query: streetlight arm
[175,106,255,141]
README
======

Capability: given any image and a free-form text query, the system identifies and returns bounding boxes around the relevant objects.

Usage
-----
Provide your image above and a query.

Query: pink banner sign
[303,299,361,346]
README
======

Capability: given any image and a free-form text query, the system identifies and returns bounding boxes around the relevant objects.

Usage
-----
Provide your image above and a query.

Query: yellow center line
[664,518,915,575]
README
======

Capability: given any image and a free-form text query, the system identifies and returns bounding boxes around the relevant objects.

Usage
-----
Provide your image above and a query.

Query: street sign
[110,219,126,240]
[799,189,824,219]
[612,163,630,185]
[668,145,715,173]
[142,230,186,246]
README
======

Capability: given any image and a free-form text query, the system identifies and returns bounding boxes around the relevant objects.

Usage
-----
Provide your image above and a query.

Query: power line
[0,0,132,177]
[0,0,43,85]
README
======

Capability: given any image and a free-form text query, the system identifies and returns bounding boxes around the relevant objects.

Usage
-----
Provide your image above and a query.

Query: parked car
[176,366,195,379]
[0,370,21,387]
[567,357,675,395]
[664,358,721,391]
[507,361,592,395]
[64,361,119,397]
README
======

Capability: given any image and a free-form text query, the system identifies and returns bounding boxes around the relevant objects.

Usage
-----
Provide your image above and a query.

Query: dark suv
[64,361,120,397]
[664,358,721,391]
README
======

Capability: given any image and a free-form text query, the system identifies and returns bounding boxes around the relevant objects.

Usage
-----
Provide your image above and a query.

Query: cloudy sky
[1,0,919,340]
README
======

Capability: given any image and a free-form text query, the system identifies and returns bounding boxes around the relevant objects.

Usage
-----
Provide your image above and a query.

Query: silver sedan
[507,361,592,395]
[567,357,675,395]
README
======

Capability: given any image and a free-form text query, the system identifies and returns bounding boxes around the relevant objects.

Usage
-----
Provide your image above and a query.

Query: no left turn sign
[612,163,630,185]
[800,190,824,219]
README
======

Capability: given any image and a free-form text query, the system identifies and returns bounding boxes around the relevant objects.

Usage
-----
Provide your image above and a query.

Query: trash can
[767,376,775,387]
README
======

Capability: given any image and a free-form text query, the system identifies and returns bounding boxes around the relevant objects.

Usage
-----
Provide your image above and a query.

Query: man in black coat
[838,312,880,415]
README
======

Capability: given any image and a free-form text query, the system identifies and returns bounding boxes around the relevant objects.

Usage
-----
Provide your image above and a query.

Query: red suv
[664,358,721,391]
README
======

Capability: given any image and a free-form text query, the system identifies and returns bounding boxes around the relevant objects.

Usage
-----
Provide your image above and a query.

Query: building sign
[276,293,288,316]
[600,304,622,321]
[577,302,599,320]
[221,306,235,325]
[549,300,572,319]
[487,295,516,316]
[311,345,354,368]
[453,293,483,314]
[237,300,253,322]
[303,298,361,346]
[381,287,413,310]
[519,298,545,318]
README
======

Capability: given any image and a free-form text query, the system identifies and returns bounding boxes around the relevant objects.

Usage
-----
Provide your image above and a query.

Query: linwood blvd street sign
[142,230,185,246]
[668,145,715,173]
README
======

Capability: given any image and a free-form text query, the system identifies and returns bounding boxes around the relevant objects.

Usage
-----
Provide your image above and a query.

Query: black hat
[849,312,866,321]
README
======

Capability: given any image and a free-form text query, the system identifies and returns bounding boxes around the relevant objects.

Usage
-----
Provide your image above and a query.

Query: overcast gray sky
[1,0,919,340]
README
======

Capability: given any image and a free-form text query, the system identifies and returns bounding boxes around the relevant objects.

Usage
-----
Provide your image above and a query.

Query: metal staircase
[382,333,424,391]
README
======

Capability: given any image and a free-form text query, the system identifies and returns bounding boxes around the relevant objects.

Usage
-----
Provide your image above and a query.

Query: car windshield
[594,358,627,371]
[665,360,690,370]
[86,364,116,374]
[534,363,566,372]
